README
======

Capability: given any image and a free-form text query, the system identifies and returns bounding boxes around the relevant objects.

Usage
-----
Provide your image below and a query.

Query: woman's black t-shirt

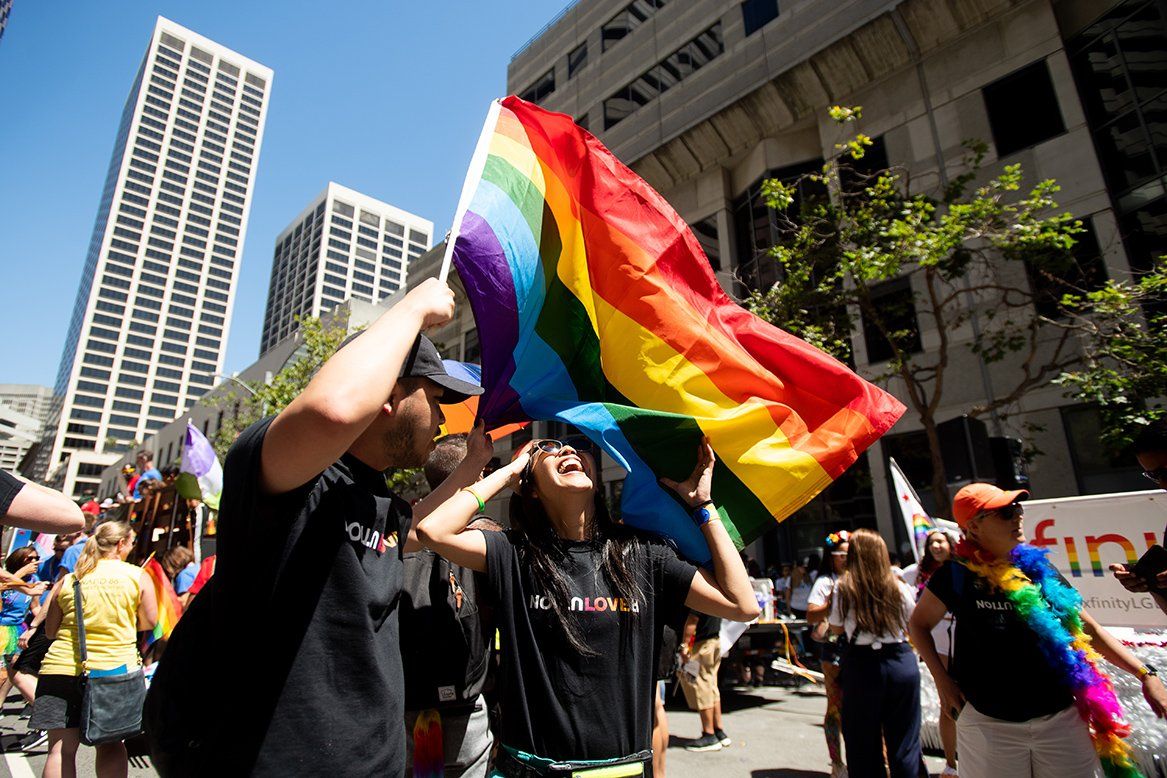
[927,560,1075,721]
[484,529,697,761]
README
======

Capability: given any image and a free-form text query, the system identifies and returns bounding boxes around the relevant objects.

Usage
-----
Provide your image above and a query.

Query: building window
[690,216,721,271]
[861,277,922,364]
[602,0,668,52]
[568,42,588,79]
[1024,218,1107,319]
[1062,405,1146,494]
[732,158,825,291]
[1067,0,1167,274]
[741,0,779,36]
[519,69,556,105]
[604,23,724,129]
[982,60,1066,157]
[463,329,481,364]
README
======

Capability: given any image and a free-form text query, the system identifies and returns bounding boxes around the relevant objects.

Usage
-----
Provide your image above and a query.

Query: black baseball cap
[400,334,483,403]
[336,331,482,403]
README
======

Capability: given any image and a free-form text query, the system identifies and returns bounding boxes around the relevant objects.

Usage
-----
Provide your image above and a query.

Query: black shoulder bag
[73,576,148,745]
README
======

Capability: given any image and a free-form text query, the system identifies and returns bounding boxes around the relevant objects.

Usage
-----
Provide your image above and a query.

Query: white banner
[1025,490,1167,628]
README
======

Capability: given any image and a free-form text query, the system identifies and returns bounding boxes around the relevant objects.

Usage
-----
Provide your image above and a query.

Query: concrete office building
[508,0,1165,553]
[0,404,44,475]
[0,384,53,475]
[38,16,272,498]
[259,183,433,355]
[0,384,53,428]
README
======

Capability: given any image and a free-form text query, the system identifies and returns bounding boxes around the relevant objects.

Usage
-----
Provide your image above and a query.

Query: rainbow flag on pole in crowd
[442,96,905,563]
[889,457,935,563]
[141,556,183,647]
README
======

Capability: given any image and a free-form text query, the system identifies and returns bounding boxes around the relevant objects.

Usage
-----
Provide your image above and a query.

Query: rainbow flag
[142,556,183,646]
[446,97,904,563]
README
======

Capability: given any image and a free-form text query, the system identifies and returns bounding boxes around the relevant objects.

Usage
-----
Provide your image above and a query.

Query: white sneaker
[830,764,848,778]
[940,767,958,777]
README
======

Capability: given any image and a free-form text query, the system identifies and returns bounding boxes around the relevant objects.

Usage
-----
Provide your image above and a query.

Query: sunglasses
[521,436,597,483]
[1143,467,1167,483]
[980,501,1024,521]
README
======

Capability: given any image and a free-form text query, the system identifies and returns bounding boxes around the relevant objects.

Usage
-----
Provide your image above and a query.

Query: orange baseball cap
[952,483,1029,528]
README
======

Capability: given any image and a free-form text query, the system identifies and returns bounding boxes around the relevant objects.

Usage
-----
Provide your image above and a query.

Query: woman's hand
[1142,674,1167,718]
[661,436,716,509]
[504,446,532,492]
[15,561,37,580]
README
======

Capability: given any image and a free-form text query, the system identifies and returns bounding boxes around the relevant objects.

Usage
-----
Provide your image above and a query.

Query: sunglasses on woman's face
[530,436,596,456]
[521,436,597,484]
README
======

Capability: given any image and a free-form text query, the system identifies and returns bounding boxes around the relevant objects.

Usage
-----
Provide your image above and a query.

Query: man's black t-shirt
[927,560,1074,722]
[484,529,696,761]
[694,612,722,643]
[149,418,410,775]
[0,471,24,518]
[400,547,493,711]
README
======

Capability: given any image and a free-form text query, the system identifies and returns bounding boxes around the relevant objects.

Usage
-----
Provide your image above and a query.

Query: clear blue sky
[0,1,563,387]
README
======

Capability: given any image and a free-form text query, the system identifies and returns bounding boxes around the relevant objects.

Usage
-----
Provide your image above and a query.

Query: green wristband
[460,487,485,512]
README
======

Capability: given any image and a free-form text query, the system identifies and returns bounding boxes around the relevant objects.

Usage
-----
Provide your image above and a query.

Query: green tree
[1055,272,1167,451]
[208,316,426,495]
[744,106,1109,510]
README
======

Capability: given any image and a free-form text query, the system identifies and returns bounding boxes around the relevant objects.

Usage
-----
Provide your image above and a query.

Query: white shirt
[807,573,836,609]
[828,580,915,646]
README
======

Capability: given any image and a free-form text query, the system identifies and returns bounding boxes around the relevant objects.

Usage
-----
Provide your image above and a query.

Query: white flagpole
[439,99,502,284]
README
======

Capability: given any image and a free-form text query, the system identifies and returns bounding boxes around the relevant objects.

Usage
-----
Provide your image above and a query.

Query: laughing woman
[416,425,759,777]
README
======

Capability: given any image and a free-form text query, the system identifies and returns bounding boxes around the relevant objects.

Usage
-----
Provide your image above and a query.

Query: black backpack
[399,549,492,712]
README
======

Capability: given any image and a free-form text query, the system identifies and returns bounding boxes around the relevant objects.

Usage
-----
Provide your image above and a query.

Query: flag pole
[439,99,502,284]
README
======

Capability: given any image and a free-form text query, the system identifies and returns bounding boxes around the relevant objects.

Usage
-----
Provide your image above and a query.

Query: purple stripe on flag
[181,423,217,478]
[452,210,525,425]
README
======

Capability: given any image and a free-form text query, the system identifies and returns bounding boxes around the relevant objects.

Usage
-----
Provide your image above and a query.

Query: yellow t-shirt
[40,558,143,677]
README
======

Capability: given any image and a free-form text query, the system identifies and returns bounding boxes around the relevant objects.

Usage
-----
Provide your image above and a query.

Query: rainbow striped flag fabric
[142,556,183,647]
[446,96,905,563]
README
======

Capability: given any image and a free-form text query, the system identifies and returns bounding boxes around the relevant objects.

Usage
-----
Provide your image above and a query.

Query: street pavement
[0,684,946,777]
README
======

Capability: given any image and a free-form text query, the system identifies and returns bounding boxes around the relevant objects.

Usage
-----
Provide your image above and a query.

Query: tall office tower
[259,182,432,355]
[0,0,12,44]
[39,17,272,497]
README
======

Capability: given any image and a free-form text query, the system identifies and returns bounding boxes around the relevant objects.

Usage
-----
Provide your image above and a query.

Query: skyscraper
[39,17,272,497]
[259,182,432,355]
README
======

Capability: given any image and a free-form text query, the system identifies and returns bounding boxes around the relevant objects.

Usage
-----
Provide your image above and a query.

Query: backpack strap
[72,576,89,675]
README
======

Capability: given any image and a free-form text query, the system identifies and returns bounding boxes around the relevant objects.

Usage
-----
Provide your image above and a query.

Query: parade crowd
[1,279,1166,778]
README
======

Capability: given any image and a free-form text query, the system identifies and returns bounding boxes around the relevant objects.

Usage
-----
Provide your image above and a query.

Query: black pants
[838,641,921,778]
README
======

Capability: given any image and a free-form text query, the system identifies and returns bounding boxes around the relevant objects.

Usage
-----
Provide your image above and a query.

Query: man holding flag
[146,279,485,776]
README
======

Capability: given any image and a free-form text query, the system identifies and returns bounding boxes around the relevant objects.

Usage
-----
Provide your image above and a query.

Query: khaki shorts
[678,638,722,711]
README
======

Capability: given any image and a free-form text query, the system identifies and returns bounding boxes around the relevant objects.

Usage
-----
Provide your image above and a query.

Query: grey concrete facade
[507,0,1164,554]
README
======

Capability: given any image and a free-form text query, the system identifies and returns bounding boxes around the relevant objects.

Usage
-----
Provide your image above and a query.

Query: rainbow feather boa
[959,542,1142,777]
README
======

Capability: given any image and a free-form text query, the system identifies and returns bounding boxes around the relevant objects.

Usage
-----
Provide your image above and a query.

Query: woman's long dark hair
[509,479,644,657]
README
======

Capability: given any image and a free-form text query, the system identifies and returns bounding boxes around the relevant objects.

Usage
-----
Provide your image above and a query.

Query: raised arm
[403,422,496,552]
[1,476,85,535]
[665,439,761,623]
[415,430,529,574]
[260,279,455,495]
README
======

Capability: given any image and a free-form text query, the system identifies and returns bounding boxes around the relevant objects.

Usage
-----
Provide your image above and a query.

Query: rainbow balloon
[447,96,905,562]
